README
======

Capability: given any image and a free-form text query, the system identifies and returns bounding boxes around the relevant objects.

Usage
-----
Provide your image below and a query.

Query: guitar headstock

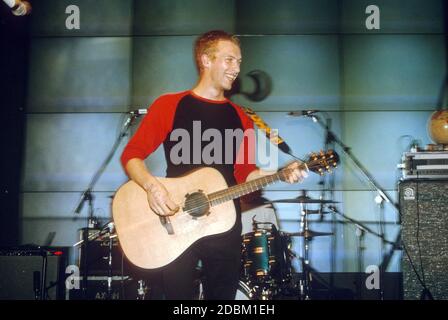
[306,149,340,175]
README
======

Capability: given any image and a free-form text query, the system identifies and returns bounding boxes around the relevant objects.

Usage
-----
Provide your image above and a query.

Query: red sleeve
[120,92,188,172]
[230,102,258,184]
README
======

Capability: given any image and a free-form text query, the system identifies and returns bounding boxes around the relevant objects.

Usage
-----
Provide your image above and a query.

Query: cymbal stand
[320,115,336,297]
[298,202,311,300]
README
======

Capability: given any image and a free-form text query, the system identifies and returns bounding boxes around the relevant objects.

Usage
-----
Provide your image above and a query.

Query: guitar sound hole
[183,191,210,217]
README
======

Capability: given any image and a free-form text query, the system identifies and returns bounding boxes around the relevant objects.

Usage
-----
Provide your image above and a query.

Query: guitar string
[176,158,335,215]
[180,180,275,215]
[180,171,288,215]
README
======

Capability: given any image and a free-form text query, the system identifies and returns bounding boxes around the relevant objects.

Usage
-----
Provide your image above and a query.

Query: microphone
[128,108,147,116]
[288,110,319,117]
[2,0,32,16]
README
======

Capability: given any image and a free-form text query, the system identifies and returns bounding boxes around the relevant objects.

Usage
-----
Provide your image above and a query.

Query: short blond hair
[194,30,240,73]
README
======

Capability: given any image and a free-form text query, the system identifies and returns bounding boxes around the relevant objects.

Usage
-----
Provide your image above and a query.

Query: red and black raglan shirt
[120,90,258,217]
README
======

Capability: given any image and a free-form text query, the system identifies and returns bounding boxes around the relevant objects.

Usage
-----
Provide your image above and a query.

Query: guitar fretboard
[208,171,285,206]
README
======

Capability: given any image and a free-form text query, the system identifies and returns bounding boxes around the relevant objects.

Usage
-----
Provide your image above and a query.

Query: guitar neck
[206,150,338,207]
[208,171,285,206]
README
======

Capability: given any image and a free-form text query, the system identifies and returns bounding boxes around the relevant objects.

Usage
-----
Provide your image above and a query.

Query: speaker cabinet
[0,248,67,300]
[77,228,124,276]
[400,179,448,300]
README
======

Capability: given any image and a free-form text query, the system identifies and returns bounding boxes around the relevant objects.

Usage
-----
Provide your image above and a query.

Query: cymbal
[301,209,331,215]
[285,230,333,238]
[266,195,339,204]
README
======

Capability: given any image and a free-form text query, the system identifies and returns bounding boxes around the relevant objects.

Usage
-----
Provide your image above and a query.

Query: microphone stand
[355,225,365,300]
[307,113,401,275]
[309,114,399,212]
[376,195,386,300]
[72,112,140,299]
[73,113,139,217]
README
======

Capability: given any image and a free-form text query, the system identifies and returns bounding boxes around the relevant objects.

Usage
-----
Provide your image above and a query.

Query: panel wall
[20,0,446,276]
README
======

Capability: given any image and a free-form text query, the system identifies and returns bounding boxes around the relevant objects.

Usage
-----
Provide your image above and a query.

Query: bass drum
[234,280,275,300]
[198,280,256,300]
[235,280,251,300]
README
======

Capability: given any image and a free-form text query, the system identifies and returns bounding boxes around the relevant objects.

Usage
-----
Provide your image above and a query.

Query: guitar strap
[241,106,292,154]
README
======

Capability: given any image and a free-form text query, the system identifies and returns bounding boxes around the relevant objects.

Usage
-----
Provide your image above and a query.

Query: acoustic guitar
[112,150,339,269]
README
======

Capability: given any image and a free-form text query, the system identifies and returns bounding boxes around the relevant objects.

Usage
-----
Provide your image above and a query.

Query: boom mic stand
[72,111,141,299]
[307,113,399,212]
[294,111,404,299]
[306,113,401,278]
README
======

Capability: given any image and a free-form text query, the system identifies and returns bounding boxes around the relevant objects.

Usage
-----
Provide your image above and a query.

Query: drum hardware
[286,190,335,300]
[326,205,398,300]
[251,216,276,232]
[299,111,402,289]
[296,209,331,215]
[234,280,273,300]
[136,279,149,300]
[239,190,339,300]
[240,222,294,299]
[265,196,339,204]
[285,230,333,238]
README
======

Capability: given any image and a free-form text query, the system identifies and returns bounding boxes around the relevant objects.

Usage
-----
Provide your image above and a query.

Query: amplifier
[399,179,448,299]
[77,228,124,276]
[399,151,448,179]
[0,246,67,300]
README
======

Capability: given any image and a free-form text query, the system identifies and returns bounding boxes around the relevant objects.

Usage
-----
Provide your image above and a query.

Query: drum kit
[237,191,339,300]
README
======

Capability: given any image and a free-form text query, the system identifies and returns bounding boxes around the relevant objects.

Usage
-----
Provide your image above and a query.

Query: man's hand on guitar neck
[280,161,308,184]
[144,180,179,217]
[246,161,308,184]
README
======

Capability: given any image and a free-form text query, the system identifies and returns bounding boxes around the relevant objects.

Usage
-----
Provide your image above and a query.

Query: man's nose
[232,61,240,74]
[234,64,240,74]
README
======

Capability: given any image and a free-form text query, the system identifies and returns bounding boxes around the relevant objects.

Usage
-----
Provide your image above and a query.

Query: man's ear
[201,53,211,70]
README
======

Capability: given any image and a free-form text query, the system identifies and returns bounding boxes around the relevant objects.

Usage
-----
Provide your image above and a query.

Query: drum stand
[295,201,334,300]
[298,203,312,300]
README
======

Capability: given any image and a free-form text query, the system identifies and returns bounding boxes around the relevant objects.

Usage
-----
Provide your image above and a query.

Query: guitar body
[112,167,236,270]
